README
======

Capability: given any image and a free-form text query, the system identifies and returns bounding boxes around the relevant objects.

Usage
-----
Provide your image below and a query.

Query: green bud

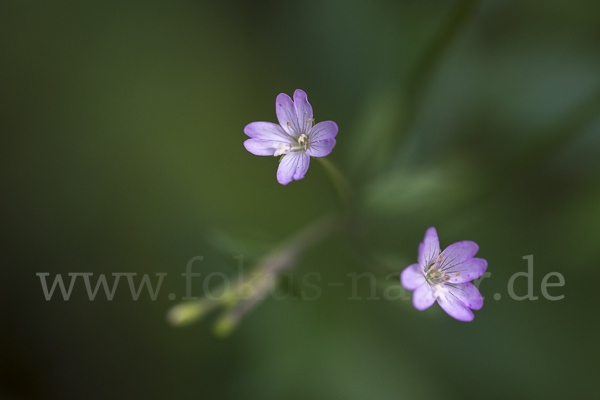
[166,300,216,327]
[213,314,238,338]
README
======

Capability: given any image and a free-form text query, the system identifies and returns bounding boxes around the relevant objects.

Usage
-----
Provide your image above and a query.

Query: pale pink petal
[244,121,290,141]
[307,138,335,157]
[418,227,440,268]
[293,89,313,132]
[310,121,338,142]
[440,241,479,266]
[401,263,425,290]
[447,282,483,310]
[437,293,474,321]
[412,283,435,311]
[276,152,310,185]
[244,139,278,156]
[444,258,487,283]
[276,93,301,137]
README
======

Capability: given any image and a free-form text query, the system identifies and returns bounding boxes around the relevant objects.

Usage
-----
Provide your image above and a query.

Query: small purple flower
[401,227,487,321]
[243,89,338,185]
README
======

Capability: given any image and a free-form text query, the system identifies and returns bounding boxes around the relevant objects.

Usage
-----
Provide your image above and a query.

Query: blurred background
[2,0,599,399]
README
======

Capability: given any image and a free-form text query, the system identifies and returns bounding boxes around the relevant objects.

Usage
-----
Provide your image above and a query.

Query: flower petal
[447,282,483,310]
[412,283,435,311]
[244,122,290,141]
[293,89,313,131]
[445,258,487,283]
[310,121,338,142]
[244,139,278,156]
[276,152,310,185]
[307,138,335,157]
[401,263,425,290]
[437,293,474,321]
[418,227,440,268]
[440,241,479,267]
[276,93,301,136]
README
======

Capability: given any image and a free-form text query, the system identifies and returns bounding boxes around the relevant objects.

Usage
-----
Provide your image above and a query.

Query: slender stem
[168,213,340,335]
[405,0,481,112]
[369,0,481,175]
[213,213,338,337]
[272,212,339,265]
[316,157,352,208]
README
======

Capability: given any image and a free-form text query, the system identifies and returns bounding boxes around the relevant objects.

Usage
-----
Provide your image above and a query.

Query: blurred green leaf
[348,90,407,178]
[363,165,480,216]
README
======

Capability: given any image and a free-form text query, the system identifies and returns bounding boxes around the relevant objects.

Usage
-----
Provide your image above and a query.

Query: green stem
[316,157,352,207]
[405,0,481,111]
[167,213,340,335]
[213,213,338,337]
[374,0,482,174]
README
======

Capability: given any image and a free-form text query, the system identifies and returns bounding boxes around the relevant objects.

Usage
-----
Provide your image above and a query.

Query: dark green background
[2,0,599,399]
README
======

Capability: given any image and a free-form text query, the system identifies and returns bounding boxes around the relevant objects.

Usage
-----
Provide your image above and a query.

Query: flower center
[298,134,309,149]
[271,134,310,157]
[424,254,450,285]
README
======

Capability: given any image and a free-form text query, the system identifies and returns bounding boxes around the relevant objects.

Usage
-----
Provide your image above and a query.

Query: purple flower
[400,227,487,321]
[243,89,338,185]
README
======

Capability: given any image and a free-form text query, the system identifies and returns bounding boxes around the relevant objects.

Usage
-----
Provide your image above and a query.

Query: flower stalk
[316,157,352,208]
[167,214,338,336]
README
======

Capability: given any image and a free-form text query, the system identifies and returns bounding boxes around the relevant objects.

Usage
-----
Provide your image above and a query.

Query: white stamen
[272,142,289,157]
[433,284,449,302]
[298,134,308,147]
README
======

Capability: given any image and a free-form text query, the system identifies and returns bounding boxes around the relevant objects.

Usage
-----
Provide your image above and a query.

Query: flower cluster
[242,91,489,323]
